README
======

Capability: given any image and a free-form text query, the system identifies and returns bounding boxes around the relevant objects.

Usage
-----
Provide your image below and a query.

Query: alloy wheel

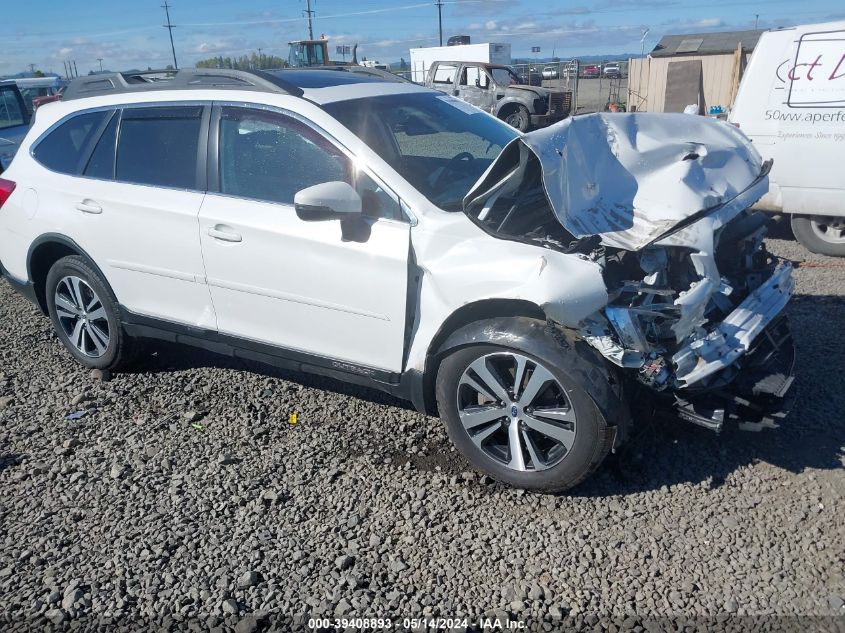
[54,275,110,358]
[456,352,577,472]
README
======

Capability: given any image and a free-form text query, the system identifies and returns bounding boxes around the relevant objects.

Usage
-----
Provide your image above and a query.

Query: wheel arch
[418,309,630,442]
[26,234,108,314]
[412,300,545,416]
[496,99,529,120]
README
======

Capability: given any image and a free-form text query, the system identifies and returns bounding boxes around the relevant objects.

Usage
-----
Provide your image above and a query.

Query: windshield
[325,92,517,211]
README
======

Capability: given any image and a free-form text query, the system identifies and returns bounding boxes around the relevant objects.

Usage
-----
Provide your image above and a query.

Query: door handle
[208,225,242,242]
[76,200,102,214]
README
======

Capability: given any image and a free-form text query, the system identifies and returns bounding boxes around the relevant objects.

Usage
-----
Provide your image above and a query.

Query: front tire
[436,343,613,493]
[791,214,845,257]
[45,255,132,370]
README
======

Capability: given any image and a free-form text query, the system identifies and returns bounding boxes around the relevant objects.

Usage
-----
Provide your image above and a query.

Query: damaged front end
[464,113,796,432]
[581,215,795,432]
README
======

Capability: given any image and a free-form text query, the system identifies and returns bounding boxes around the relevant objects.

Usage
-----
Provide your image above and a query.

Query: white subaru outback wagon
[0,69,795,492]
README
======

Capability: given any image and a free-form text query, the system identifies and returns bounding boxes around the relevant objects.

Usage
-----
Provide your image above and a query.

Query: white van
[730,21,845,255]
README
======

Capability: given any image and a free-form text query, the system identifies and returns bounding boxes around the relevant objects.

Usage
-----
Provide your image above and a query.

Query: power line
[162,1,178,69]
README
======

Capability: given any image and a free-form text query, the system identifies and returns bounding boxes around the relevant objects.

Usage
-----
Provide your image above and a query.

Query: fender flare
[433,316,630,441]
[26,233,112,314]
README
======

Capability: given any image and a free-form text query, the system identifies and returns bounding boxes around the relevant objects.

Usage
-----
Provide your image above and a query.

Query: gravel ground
[0,227,843,632]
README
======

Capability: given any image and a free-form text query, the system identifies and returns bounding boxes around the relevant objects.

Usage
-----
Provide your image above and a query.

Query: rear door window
[116,106,203,189]
[32,110,108,174]
[432,64,458,84]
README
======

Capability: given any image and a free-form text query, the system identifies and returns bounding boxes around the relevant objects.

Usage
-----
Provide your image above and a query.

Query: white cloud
[692,18,725,28]
[485,20,497,30]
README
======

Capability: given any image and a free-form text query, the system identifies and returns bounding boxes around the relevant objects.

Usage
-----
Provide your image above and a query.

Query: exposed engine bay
[463,113,796,432]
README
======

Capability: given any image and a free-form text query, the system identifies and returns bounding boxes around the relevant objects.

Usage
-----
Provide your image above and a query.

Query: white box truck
[729,21,845,255]
[409,43,511,83]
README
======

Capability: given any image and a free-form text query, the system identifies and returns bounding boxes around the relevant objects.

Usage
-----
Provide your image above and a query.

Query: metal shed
[628,29,765,113]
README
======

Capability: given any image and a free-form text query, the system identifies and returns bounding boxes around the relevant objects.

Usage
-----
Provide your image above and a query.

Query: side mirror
[294,181,362,221]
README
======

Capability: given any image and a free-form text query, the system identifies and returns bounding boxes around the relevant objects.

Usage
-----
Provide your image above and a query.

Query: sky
[4,0,845,76]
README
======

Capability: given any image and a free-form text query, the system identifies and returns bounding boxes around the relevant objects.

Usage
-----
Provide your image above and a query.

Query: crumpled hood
[465,112,769,251]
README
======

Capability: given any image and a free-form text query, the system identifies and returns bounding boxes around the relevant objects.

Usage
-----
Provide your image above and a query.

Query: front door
[198,105,411,372]
[459,66,496,112]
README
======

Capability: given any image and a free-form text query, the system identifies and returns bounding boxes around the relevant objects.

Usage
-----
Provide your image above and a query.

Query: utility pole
[73,60,79,78]
[637,28,649,112]
[755,14,759,28]
[27,63,36,74]
[63,61,69,79]
[162,1,178,69]
[435,0,444,46]
[97,58,104,72]
[258,47,263,69]
[303,0,315,40]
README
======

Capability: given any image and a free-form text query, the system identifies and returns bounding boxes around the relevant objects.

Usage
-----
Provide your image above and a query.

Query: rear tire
[45,255,133,370]
[436,342,612,493]
[503,105,530,132]
[791,214,845,257]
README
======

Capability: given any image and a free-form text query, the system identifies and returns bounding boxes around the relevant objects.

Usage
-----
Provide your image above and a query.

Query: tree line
[195,53,287,70]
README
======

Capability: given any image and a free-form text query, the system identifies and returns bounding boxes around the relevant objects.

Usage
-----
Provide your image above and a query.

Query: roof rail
[62,68,304,101]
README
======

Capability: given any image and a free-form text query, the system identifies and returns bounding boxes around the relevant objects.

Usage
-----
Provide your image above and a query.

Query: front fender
[496,97,533,116]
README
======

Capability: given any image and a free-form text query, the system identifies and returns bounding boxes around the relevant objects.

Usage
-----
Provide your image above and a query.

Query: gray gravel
[0,229,843,631]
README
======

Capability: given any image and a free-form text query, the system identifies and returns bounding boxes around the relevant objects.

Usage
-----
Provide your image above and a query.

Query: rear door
[197,104,410,372]
[429,63,460,95]
[30,105,215,328]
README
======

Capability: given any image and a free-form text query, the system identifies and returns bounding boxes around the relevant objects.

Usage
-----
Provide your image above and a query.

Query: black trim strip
[119,306,406,390]
[207,104,221,193]
[1,261,39,307]
[196,105,211,192]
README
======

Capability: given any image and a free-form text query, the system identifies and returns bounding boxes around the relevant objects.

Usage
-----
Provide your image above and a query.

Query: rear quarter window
[32,111,109,174]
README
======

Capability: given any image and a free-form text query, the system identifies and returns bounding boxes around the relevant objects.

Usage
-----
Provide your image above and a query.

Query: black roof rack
[62,68,304,101]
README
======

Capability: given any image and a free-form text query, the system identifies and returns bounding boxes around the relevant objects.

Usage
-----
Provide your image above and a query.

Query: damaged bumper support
[673,261,795,387]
